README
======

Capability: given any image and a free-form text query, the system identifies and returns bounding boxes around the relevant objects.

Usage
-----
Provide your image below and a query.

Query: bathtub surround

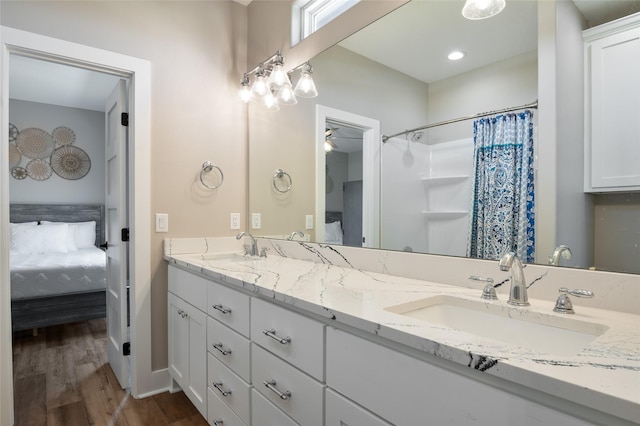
[165,236,639,425]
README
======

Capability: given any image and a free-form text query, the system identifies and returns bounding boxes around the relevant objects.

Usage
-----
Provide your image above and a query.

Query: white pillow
[325,220,343,245]
[10,223,69,254]
[41,220,96,250]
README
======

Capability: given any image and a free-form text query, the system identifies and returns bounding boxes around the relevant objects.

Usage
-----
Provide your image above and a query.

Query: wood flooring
[12,319,208,426]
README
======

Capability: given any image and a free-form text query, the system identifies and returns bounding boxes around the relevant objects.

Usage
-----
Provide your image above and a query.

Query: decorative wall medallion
[16,127,54,159]
[52,126,76,147]
[50,145,91,180]
[9,123,18,142]
[9,143,21,168]
[11,167,27,180]
[26,159,53,181]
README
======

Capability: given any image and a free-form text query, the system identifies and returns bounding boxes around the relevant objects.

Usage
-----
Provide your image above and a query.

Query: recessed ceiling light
[448,51,466,61]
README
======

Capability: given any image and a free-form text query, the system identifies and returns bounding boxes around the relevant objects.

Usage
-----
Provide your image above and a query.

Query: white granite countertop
[165,247,640,424]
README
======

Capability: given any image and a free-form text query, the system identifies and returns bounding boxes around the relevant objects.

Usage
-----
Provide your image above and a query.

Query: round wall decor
[11,167,27,180]
[26,159,53,181]
[50,145,91,180]
[9,123,18,143]
[52,126,76,147]
[16,128,54,159]
[9,143,21,168]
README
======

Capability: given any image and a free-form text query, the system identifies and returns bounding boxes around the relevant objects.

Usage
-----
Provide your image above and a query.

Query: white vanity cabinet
[584,14,640,192]
[326,327,598,426]
[167,267,208,417]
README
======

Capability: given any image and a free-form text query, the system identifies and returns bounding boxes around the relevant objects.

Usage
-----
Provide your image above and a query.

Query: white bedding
[10,247,107,300]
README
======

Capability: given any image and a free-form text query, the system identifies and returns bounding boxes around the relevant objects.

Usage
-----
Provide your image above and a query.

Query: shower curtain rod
[381,100,538,143]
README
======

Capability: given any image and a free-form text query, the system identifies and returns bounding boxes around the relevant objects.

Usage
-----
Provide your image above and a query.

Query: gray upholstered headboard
[10,204,106,248]
[325,211,343,225]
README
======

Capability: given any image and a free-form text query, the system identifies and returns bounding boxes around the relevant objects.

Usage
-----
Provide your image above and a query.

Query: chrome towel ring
[200,161,224,189]
[273,169,292,193]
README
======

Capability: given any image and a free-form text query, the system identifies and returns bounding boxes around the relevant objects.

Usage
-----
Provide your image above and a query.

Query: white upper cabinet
[584,13,640,192]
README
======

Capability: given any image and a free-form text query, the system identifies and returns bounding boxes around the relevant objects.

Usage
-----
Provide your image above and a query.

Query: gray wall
[9,99,105,204]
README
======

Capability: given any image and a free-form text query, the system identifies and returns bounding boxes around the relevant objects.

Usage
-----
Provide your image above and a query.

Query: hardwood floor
[12,319,208,426]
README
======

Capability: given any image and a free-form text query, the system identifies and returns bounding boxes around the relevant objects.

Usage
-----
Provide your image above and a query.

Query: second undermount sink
[385,295,608,356]
[198,252,259,262]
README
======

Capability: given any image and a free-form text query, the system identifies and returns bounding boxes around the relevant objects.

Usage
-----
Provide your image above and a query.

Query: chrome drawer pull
[262,329,291,345]
[212,381,232,397]
[213,419,224,426]
[212,342,232,356]
[263,380,291,400]
[212,304,232,314]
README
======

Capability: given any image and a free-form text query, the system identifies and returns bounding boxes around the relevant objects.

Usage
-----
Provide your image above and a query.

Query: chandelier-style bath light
[239,51,318,110]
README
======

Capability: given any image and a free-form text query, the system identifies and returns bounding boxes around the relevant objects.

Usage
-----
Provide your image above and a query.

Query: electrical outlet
[305,214,314,230]
[155,213,169,233]
[252,213,262,229]
[230,213,240,230]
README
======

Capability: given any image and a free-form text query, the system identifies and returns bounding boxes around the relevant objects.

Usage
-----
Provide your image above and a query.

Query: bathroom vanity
[165,237,640,426]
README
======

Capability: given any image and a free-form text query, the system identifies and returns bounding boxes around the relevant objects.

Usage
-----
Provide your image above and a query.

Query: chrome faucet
[236,231,258,257]
[549,245,572,266]
[499,251,529,306]
[287,231,304,241]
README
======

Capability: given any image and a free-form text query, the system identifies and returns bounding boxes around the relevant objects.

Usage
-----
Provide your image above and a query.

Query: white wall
[9,99,105,204]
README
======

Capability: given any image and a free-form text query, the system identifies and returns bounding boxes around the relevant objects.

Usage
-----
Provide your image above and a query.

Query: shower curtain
[467,110,535,263]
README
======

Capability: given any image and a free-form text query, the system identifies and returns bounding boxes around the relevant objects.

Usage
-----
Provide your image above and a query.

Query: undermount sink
[385,295,608,356]
[197,252,257,262]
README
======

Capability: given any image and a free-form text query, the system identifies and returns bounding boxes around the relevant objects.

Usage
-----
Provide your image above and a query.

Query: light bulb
[251,74,268,97]
[239,84,252,103]
[324,141,333,152]
[294,71,318,98]
[276,83,297,106]
[263,91,280,111]
[268,63,289,89]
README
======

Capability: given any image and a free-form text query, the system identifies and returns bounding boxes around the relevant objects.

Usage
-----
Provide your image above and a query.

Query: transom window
[292,0,360,46]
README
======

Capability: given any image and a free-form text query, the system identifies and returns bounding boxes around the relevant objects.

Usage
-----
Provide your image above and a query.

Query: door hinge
[121,228,130,242]
[121,112,129,127]
[123,342,131,356]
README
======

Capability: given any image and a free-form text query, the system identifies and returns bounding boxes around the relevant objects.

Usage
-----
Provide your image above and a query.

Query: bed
[9,204,107,332]
[325,211,343,245]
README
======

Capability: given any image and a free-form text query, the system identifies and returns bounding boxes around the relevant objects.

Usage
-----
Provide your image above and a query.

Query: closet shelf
[422,210,469,220]
[420,175,470,186]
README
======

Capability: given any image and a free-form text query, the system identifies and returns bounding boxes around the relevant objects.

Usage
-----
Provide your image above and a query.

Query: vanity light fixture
[239,51,318,110]
[448,50,466,61]
[462,0,506,20]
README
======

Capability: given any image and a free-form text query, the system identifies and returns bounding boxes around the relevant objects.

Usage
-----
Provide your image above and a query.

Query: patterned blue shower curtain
[467,110,535,262]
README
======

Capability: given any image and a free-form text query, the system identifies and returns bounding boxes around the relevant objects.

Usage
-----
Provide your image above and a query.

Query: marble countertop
[165,248,640,424]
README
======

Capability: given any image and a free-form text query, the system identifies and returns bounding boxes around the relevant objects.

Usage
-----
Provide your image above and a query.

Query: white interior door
[105,79,129,389]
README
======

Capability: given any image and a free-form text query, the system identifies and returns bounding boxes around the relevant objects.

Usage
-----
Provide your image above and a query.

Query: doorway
[1,26,154,424]
[315,105,380,248]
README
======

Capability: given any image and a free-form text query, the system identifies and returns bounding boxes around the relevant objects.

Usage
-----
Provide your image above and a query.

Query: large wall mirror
[248,0,640,275]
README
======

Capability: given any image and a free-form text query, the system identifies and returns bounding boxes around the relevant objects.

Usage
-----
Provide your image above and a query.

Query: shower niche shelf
[420,175,470,186]
[422,211,469,220]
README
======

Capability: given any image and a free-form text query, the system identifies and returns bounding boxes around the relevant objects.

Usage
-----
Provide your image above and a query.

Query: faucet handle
[553,287,594,314]
[468,276,498,300]
[259,247,268,258]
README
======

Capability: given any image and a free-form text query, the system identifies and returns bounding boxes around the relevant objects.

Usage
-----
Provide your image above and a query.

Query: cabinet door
[325,388,391,426]
[185,301,207,418]
[587,27,640,191]
[168,293,189,388]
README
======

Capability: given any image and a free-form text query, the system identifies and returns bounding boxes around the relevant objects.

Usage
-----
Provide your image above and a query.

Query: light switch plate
[230,213,241,230]
[155,213,169,233]
[252,213,262,229]
[305,214,314,230]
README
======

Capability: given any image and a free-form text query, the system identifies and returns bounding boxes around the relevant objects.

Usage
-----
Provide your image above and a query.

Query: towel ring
[200,161,224,189]
[272,169,292,193]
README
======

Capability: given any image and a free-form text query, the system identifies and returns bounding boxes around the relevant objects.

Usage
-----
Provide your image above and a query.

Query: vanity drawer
[208,387,247,426]
[325,388,392,426]
[207,353,251,425]
[250,298,324,380]
[207,317,250,382]
[251,389,298,426]
[251,343,323,426]
[207,279,250,337]
[168,265,208,312]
